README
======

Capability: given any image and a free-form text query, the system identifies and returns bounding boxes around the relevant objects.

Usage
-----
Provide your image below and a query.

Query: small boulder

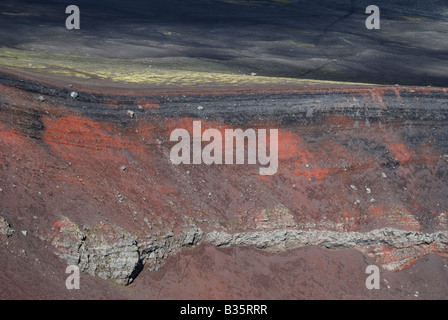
[0,217,15,237]
[70,91,78,99]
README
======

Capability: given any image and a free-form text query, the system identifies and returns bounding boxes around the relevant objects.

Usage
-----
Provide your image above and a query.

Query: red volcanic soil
[2,241,448,300]
[0,72,448,299]
[136,245,448,300]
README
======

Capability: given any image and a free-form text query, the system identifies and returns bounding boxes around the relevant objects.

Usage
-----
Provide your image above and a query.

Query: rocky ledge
[47,217,448,285]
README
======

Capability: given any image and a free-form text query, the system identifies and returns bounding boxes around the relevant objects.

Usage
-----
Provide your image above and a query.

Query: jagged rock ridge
[49,217,448,284]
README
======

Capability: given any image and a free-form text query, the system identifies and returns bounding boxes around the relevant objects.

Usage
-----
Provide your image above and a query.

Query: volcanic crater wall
[0,74,447,285]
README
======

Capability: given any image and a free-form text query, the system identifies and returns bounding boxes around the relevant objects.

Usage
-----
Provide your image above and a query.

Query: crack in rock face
[49,217,448,285]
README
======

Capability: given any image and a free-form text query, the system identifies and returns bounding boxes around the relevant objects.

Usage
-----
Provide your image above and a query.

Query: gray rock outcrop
[0,217,15,237]
[49,217,448,285]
